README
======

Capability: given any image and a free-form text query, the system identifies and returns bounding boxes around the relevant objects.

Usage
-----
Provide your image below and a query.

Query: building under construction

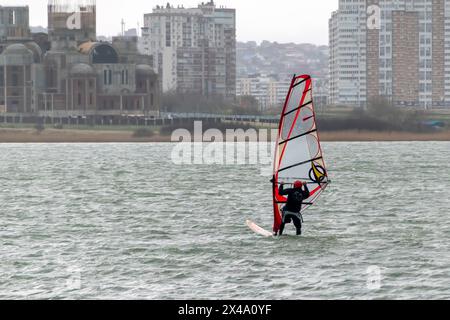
[0,1,160,121]
[48,0,96,49]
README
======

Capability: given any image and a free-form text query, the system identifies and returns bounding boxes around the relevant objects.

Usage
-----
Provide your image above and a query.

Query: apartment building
[142,1,236,99]
[329,0,450,108]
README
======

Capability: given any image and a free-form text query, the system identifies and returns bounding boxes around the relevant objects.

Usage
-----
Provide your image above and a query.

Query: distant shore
[1,128,450,143]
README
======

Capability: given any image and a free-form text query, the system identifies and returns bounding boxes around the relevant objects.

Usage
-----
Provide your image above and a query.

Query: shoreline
[1,128,450,143]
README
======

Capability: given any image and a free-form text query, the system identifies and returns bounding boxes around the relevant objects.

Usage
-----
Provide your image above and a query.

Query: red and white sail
[272,75,329,233]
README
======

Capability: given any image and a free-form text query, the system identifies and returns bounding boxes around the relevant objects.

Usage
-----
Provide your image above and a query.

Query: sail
[272,75,329,233]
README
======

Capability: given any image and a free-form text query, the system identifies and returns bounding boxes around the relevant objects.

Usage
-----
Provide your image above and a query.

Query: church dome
[136,64,155,76]
[70,63,95,76]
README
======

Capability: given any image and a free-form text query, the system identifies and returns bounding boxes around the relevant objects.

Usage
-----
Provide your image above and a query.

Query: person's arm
[279,183,284,194]
[278,184,291,196]
[303,184,310,198]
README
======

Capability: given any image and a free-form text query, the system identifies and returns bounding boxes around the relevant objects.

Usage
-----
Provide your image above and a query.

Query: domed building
[37,35,159,116]
[0,3,160,120]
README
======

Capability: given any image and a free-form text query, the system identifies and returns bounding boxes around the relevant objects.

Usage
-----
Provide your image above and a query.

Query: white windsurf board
[246,220,273,238]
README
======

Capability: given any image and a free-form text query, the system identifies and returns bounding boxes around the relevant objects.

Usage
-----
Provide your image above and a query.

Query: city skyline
[0,0,337,45]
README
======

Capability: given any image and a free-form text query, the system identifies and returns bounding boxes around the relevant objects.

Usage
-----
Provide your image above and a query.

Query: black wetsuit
[278,184,310,236]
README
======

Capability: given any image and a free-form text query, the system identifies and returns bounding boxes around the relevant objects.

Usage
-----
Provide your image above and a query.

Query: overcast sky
[2,0,338,45]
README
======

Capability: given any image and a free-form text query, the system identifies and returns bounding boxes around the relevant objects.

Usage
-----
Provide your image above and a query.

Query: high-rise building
[142,1,236,99]
[329,0,450,109]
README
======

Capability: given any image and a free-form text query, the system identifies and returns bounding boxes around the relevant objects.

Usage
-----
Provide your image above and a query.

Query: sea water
[0,142,449,299]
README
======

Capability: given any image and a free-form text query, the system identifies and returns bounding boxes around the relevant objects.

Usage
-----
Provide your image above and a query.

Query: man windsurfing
[275,180,310,236]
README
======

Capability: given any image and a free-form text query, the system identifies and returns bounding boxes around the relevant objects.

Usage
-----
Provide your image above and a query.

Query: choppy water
[0,142,449,300]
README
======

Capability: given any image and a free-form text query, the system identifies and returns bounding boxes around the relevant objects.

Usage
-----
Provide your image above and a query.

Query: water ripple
[0,142,449,299]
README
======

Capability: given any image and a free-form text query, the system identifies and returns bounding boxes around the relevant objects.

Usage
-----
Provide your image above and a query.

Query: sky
[2,0,338,45]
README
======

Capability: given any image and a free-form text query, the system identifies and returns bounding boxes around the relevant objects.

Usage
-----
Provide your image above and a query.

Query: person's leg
[279,208,287,236]
[292,216,302,235]
[280,215,293,236]
[279,222,285,236]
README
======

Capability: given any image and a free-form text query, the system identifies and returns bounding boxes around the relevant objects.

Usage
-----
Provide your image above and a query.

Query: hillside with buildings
[237,41,329,80]
[236,41,329,111]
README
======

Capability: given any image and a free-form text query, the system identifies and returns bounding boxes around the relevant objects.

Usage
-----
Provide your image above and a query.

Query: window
[89,93,93,105]
[120,70,129,85]
[12,74,18,86]
[9,10,16,25]
[166,22,171,47]
[104,70,112,85]
[78,93,82,106]
[48,67,56,88]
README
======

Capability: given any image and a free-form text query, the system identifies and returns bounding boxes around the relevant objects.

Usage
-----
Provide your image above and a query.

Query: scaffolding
[48,0,96,13]
[48,0,96,36]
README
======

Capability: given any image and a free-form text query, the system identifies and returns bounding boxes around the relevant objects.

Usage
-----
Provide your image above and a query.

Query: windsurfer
[277,181,310,236]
